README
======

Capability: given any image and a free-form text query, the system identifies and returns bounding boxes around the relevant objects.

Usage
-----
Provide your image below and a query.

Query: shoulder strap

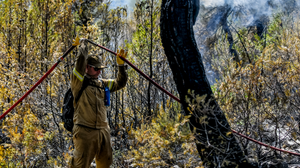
[75,77,89,103]
[75,77,105,103]
[88,78,105,90]
[99,79,105,89]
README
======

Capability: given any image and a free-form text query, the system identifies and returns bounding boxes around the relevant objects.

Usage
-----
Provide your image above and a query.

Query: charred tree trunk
[254,19,264,38]
[160,0,257,167]
[219,5,239,62]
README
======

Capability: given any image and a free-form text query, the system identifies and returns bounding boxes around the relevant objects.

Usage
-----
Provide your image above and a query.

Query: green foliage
[125,0,176,120]
[73,0,112,27]
[2,0,299,167]
[123,105,203,167]
[0,0,77,166]
[212,17,300,163]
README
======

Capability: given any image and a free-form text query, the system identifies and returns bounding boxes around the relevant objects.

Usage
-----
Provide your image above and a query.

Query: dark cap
[87,55,107,69]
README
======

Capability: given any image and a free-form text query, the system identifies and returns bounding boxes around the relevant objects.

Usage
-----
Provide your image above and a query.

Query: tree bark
[160,0,257,167]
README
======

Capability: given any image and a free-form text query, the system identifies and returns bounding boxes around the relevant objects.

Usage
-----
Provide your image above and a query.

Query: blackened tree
[160,0,257,167]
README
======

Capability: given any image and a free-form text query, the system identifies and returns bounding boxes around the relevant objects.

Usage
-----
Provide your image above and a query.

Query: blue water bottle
[104,87,110,106]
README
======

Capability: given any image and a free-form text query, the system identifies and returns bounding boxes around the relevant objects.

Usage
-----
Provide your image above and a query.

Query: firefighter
[69,39,128,168]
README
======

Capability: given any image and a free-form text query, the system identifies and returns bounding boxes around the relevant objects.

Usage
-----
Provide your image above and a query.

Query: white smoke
[201,0,299,16]
[195,0,300,85]
[198,0,300,30]
[110,0,136,12]
[201,0,290,8]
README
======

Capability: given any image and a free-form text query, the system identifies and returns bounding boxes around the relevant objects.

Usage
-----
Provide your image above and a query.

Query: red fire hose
[0,38,299,157]
[0,45,76,120]
[85,39,300,157]
[231,129,300,156]
[85,39,181,103]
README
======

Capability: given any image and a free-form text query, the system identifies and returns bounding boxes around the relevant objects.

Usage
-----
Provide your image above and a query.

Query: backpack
[61,78,109,132]
[61,88,76,132]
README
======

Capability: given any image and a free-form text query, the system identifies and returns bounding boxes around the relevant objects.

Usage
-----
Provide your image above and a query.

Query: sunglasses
[88,64,101,71]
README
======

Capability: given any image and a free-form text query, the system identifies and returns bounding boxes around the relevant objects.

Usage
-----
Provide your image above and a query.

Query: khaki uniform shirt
[71,41,128,129]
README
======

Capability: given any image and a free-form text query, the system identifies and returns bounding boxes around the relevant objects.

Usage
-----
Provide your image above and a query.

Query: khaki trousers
[69,125,113,168]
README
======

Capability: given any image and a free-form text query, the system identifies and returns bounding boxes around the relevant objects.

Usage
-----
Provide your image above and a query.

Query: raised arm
[71,40,89,98]
[103,49,128,92]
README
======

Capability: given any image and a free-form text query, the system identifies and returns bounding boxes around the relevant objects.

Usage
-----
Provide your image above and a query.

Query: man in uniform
[69,39,128,168]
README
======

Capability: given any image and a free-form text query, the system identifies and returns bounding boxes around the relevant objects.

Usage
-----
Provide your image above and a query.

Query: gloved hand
[77,38,88,57]
[117,49,127,65]
[72,36,80,46]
